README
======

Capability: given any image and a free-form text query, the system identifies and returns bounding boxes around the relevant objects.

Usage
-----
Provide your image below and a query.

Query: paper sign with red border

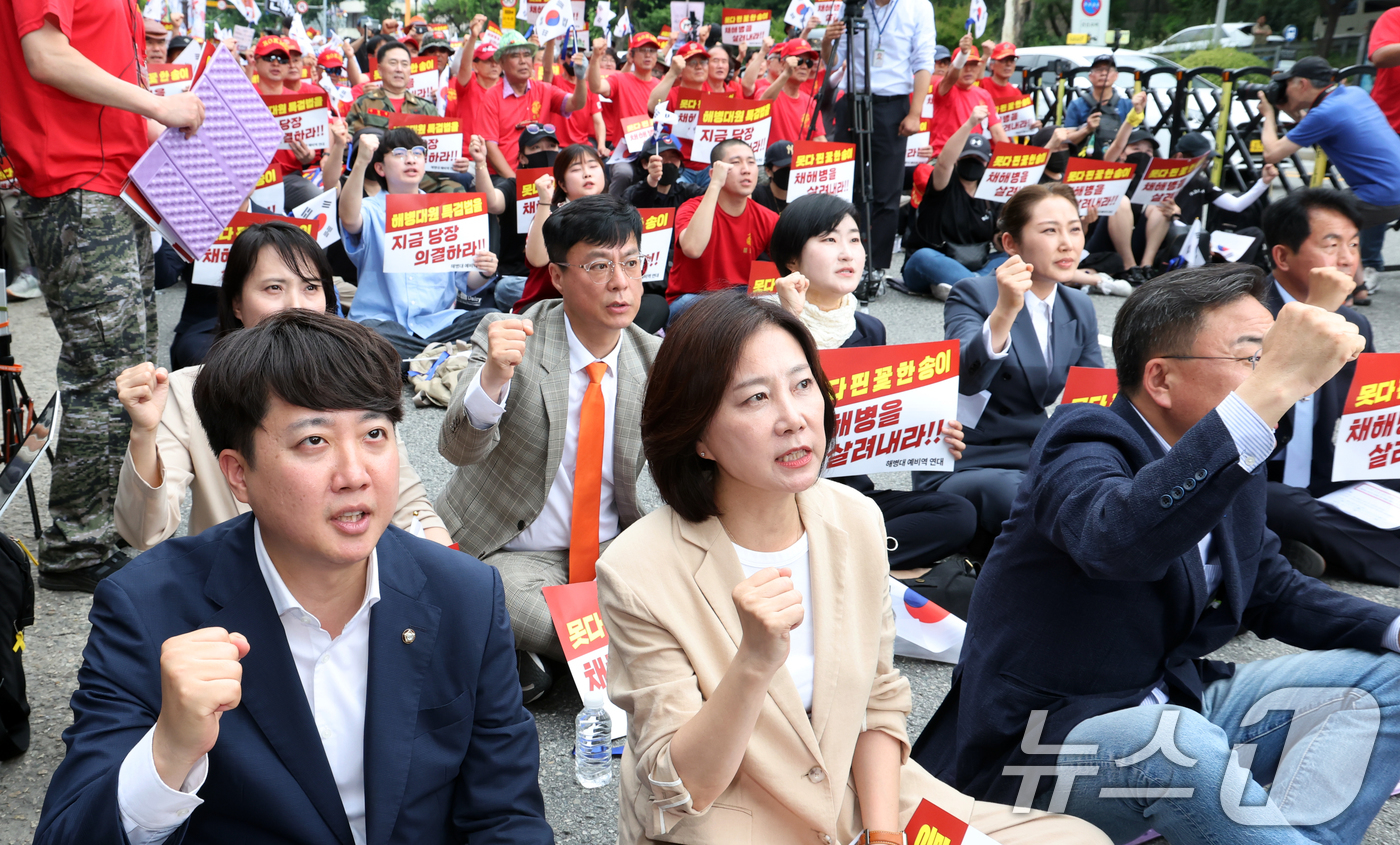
[974,142,1049,202]
[524,0,547,21]
[991,90,1036,137]
[251,166,285,215]
[261,90,330,150]
[383,193,489,273]
[1060,366,1119,407]
[721,8,772,45]
[542,581,627,739]
[515,167,553,234]
[789,141,855,201]
[367,55,439,100]
[1334,353,1400,481]
[1063,157,1137,216]
[622,114,654,155]
[0,156,16,192]
[148,63,194,97]
[819,341,960,477]
[193,212,319,286]
[904,797,971,845]
[746,260,781,295]
[670,89,711,140]
[905,117,931,166]
[637,208,675,283]
[1128,153,1208,206]
[386,113,464,173]
[691,94,772,165]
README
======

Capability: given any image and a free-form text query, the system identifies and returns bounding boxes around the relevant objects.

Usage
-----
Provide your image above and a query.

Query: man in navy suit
[35,311,552,845]
[914,265,1400,844]
[1259,188,1400,585]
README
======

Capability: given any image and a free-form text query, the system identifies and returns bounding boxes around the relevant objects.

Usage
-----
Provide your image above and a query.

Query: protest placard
[261,90,330,151]
[991,89,1037,137]
[232,24,254,51]
[193,212,318,286]
[637,208,675,283]
[367,55,439,100]
[788,141,855,201]
[386,113,463,173]
[515,167,552,233]
[1063,156,1136,215]
[621,114,655,155]
[251,166,285,215]
[904,797,1002,845]
[745,260,781,295]
[974,142,1049,202]
[721,8,772,45]
[147,63,193,97]
[1333,353,1400,482]
[820,341,960,477]
[671,1,705,36]
[670,89,710,139]
[1128,153,1208,207]
[542,582,627,739]
[691,94,772,164]
[383,193,490,274]
[904,116,931,166]
[523,0,547,21]
[1060,366,1119,407]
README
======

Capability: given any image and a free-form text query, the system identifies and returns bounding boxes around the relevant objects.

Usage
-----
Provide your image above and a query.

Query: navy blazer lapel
[1008,306,1048,402]
[1050,292,1077,396]
[203,518,355,845]
[364,531,442,845]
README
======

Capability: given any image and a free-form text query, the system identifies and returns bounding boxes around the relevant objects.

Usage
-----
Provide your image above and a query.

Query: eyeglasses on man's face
[389,146,428,161]
[1159,352,1263,370]
[552,256,648,283]
[261,52,292,64]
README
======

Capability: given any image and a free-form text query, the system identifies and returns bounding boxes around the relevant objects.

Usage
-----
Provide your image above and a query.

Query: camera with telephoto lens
[1236,79,1288,107]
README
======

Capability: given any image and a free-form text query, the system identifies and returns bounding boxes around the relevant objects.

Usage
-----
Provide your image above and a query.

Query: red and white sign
[383,193,490,273]
[1063,157,1137,216]
[261,90,330,150]
[974,142,1049,202]
[368,55,440,101]
[387,113,463,173]
[193,212,319,286]
[746,259,781,295]
[788,141,854,201]
[523,0,547,21]
[1128,153,1209,207]
[991,90,1037,137]
[147,63,194,97]
[820,341,960,477]
[621,114,654,154]
[670,89,711,140]
[637,208,675,283]
[251,166,285,215]
[515,167,552,232]
[905,798,971,845]
[721,8,772,45]
[1060,366,1119,408]
[295,0,307,12]
[691,94,772,164]
[905,116,931,166]
[543,581,627,739]
[1334,354,1400,482]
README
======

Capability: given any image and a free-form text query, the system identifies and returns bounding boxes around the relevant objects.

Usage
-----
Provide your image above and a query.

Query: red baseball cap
[400,34,420,49]
[254,35,300,58]
[964,45,982,62]
[781,39,819,59]
[674,41,706,62]
[989,42,1017,60]
[473,44,498,61]
[317,48,344,69]
[630,32,661,50]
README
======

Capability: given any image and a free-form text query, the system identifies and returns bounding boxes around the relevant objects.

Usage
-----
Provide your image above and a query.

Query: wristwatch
[857,832,904,845]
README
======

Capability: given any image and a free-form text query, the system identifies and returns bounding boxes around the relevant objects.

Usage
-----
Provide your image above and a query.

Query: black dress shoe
[1279,539,1326,578]
[38,552,131,593]
[517,650,555,704]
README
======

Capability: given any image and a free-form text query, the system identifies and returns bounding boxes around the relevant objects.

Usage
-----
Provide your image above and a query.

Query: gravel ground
[4,245,1400,843]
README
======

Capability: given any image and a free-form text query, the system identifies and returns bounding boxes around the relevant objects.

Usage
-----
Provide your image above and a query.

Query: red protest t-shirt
[602,71,658,144]
[929,82,1003,156]
[978,78,1021,101]
[1,0,149,198]
[448,73,496,129]
[667,84,720,171]
[513,257,559,313]
[1372,9,1400,132]
[553,75,602,147]
[480,79,569,174]
[768,88,819,144]
[668,196,778,300]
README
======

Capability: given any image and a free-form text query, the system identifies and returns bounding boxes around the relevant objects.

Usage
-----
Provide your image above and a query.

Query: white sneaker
[1097,275,1134,297]
[5,272,40,300]
[1363,266,1380,294]
[932,283,953,301]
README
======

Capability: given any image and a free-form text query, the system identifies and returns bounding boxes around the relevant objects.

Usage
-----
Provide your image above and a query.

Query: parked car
[1143,22,1285,56]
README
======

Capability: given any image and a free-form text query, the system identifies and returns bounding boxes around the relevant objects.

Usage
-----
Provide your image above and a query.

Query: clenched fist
[151,628,250,790]
[1305,266,1356,314]
[1239,301,1366,425]
[994,254,1035,313]
[117,362,170,435]
[481,318,534,402]
[709,159,732,187]
[732,567,804,675]
[772,271,810,317]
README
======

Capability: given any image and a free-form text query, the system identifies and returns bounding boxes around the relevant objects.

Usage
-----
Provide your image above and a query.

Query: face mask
[1047,151,1069,174]
[1125,151,1153,170]
[771,167,790,190]
[523,149,558,170]
[956,158,987,182]
[659,162,680,186]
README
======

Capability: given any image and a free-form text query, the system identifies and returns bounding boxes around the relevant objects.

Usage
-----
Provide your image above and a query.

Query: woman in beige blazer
[114,221,447,550]
[597,290,1108,845]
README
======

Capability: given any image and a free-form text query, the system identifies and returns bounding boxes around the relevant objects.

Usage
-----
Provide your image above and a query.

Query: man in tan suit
[438,195,660,701]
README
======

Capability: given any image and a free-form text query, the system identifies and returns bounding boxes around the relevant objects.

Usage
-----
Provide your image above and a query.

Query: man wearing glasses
[759,39,827,147]
[347,39,461,193]
[915,263,1400,845]
[438,195,659,704]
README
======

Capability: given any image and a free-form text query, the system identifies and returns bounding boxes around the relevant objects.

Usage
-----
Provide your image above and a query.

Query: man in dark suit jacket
[913,266,1400,844]
[36,312,552,845]
[913,259,1103,536]
[1259,188,1400,585]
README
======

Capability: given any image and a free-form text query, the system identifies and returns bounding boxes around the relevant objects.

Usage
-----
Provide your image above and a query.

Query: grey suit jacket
[436,299,662,559]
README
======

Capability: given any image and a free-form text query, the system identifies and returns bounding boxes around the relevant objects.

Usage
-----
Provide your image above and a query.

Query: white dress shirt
[982,286,1058,365]
[117,520,380,845]
[734,534,816,713]
[1271,282,1317,489]
[463,315,622,550]
[832,0,937,96]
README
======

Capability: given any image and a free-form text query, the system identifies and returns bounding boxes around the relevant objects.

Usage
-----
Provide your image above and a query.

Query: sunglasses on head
[389,146,428,160]
[260,52,291,64]
[520,123,558,136]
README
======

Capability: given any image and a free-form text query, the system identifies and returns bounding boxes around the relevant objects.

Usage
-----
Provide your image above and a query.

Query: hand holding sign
[153,92,207,138]
[732,567,804,674]
[1240,302,1365,425]
[483,318,535,401]
[944,419,966,460]
[474,249,499,277]
[1306,266,1357,313]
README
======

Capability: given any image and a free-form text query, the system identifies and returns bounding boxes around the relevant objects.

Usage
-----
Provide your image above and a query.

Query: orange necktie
[569,362,608,583]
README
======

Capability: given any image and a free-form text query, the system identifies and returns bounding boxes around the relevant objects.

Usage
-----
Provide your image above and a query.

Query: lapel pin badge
[402,628,417,644]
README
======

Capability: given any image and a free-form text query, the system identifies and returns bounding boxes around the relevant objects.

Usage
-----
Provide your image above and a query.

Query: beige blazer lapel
[538,309,572,485]
[800,490,849,750]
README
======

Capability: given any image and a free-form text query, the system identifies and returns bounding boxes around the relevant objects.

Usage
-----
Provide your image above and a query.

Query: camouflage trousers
[19,190,156,572]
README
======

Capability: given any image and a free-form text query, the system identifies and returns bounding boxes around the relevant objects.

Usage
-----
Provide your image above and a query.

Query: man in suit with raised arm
[35,311,552,845]
[438,194,661,702]
[914,265,1400,845]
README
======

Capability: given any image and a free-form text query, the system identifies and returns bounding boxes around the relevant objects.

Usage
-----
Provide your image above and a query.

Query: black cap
[1090,54,1116,69]
[518,123,559,152]
[168,35,192,55]
[638,134,682,158]
[960,133,992,162]
[1174,132,1215,159]
[1273,55,1333,85]
[766,140,794,169]
[1126,128,1159,151]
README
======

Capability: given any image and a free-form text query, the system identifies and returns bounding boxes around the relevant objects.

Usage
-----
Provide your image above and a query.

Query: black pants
[834,94,909,271]
[1266,481,1400,587]
[866,488,978,570]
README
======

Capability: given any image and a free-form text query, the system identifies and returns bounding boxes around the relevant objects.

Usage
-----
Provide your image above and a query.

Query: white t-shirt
[734,533,815,713]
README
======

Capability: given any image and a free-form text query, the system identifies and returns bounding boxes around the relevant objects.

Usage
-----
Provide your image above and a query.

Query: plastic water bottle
[574,686,613,788]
